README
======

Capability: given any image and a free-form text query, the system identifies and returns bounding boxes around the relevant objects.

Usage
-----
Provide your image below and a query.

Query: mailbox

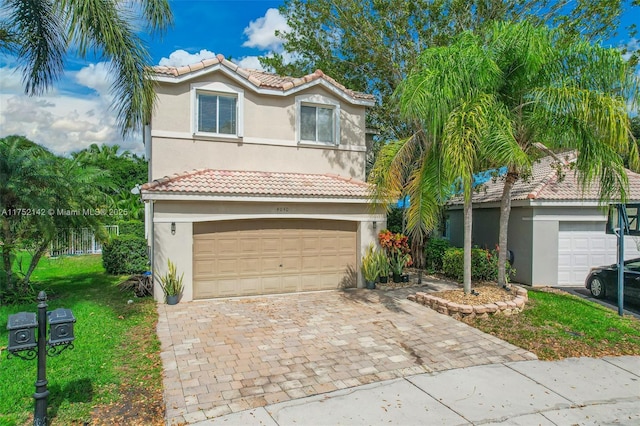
[7,312,38,352]
[47,308,76,346]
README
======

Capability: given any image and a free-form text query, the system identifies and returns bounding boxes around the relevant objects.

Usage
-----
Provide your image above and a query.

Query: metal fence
[49,225,119,257]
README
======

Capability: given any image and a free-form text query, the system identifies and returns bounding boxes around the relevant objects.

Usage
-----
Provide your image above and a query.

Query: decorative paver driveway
[157,288,536,425]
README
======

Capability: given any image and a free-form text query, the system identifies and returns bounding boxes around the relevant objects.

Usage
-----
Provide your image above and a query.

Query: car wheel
[589,276,606,299]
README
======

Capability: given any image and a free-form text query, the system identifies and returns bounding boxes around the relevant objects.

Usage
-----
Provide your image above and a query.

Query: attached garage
[193,219,356,299]
[142,169,384,302]
[557,221,640,285]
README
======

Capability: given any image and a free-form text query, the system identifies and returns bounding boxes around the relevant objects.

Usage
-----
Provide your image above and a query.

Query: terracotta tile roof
[454,152,640,204]
[153,54,375,103]
[141,169,372,198]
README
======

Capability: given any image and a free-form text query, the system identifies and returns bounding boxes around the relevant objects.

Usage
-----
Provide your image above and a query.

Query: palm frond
[8,0,66,94]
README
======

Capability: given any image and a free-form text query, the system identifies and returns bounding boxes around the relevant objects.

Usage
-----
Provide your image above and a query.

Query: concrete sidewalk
[192,356,640,426]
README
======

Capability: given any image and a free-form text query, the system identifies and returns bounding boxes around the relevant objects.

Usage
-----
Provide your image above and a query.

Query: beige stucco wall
[150,138,366,181]
[150,199,385,302]
[150,73,368,180]
[153,221,193,302]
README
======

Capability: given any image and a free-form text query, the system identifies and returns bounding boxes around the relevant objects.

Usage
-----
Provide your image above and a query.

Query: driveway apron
[157,288,536,425]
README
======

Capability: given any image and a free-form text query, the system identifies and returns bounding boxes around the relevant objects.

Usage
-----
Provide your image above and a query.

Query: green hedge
[102,235,149,275]
[442,246,513,282]
[424,238,451,272]
[116,220,144,238]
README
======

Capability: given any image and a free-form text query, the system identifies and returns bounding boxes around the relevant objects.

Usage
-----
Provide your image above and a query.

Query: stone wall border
[407,287,528,319]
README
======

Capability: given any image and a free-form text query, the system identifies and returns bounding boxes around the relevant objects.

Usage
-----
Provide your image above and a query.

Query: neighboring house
[447,153,640,286]
[141,54,383,302]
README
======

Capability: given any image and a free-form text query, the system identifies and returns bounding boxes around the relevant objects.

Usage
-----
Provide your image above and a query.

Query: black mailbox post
[48,308,76,346]
[5,291,76,426]
[7,312,38,352]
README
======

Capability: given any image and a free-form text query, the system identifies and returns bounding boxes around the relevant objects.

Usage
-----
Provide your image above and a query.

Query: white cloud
[0,65,143,157]
[242,8,290,51]
[0,67,23,93]
[235,56,264,70]
[158,49,216,67]
[74,62,113,97]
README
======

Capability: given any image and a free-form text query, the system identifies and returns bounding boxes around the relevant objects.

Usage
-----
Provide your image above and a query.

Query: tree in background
[72,143,148,220]
[265,0,636,145]
[0,0,173,135]
[0,136,111,302]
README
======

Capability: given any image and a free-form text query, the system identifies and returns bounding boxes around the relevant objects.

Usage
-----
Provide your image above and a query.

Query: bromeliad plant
[159,259,184,298]
[362,244,380,284]
[390,249,411,277]
[375,248,390,281]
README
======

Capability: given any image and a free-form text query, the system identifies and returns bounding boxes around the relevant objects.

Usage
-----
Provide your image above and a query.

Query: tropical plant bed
[409,285,527,319]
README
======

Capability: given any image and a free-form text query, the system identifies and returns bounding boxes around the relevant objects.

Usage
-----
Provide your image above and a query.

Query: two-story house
[141,54,383,302]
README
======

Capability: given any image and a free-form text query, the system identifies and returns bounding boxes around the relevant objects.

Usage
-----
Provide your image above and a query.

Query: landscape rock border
[408,286,528,319]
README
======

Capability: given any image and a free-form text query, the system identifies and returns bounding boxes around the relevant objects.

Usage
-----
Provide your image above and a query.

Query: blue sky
[0,1,638,156]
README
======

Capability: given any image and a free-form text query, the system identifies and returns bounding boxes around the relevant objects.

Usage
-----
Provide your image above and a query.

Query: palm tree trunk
[463,194,472,294]
[24,241,49,284]
[498,169,518,287]
[1,218,14,291]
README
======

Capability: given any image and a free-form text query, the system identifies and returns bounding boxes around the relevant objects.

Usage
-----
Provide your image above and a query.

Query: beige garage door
[193,219,357,299]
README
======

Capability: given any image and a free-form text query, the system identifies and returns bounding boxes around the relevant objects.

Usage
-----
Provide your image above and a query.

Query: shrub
[442,247,464,281]
[102,235,149,275]
[117,220,144,238]
[424,238,451,272]
[442,246,514,282]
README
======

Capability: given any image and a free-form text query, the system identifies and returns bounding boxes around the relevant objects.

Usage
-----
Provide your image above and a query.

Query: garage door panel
[262,277,282,293]
[217,259,239,275]
[281,256,300,271]
[193,219,356,299]
[239,238,260,254]
[261,257,282,274]
[281,276,299,292]
[281,237,301,253]
[194,239,215,254]
[239,278,261,295]
[262,238,280,253]
[238,258,261,275]
[194,260,215,276]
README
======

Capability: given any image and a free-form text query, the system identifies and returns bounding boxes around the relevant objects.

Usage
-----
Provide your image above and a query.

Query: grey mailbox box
[47,308,76,346]
[7,312,38,352]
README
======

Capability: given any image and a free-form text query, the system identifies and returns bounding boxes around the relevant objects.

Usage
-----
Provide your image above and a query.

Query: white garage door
[193,219,357,299]
[557,221,640,285]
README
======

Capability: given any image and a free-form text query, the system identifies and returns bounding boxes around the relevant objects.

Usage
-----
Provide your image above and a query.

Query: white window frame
[295,94,340,146]
[191,81,244,138]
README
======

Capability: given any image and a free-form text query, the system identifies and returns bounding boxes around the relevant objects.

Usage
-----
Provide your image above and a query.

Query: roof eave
[152,63,375,107]
[141,192,372,203]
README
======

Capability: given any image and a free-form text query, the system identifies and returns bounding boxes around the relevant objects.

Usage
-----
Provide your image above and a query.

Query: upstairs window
[197,93,237,135]
[296,94,340,146]
[300,105,334,143]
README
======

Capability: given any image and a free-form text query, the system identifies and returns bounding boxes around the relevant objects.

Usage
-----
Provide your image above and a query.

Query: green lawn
[464,288,640,360]
[0,254,163,425]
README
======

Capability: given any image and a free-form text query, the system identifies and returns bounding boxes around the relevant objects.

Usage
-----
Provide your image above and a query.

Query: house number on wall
[275,207,289,213]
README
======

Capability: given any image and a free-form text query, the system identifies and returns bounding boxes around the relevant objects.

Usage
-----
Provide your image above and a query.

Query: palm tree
[0,137,60,291]
[371,21,638,292]
[482,21,639,286]
[369,32,527,294]
[0,136,111,299]
[1,0,173,135]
